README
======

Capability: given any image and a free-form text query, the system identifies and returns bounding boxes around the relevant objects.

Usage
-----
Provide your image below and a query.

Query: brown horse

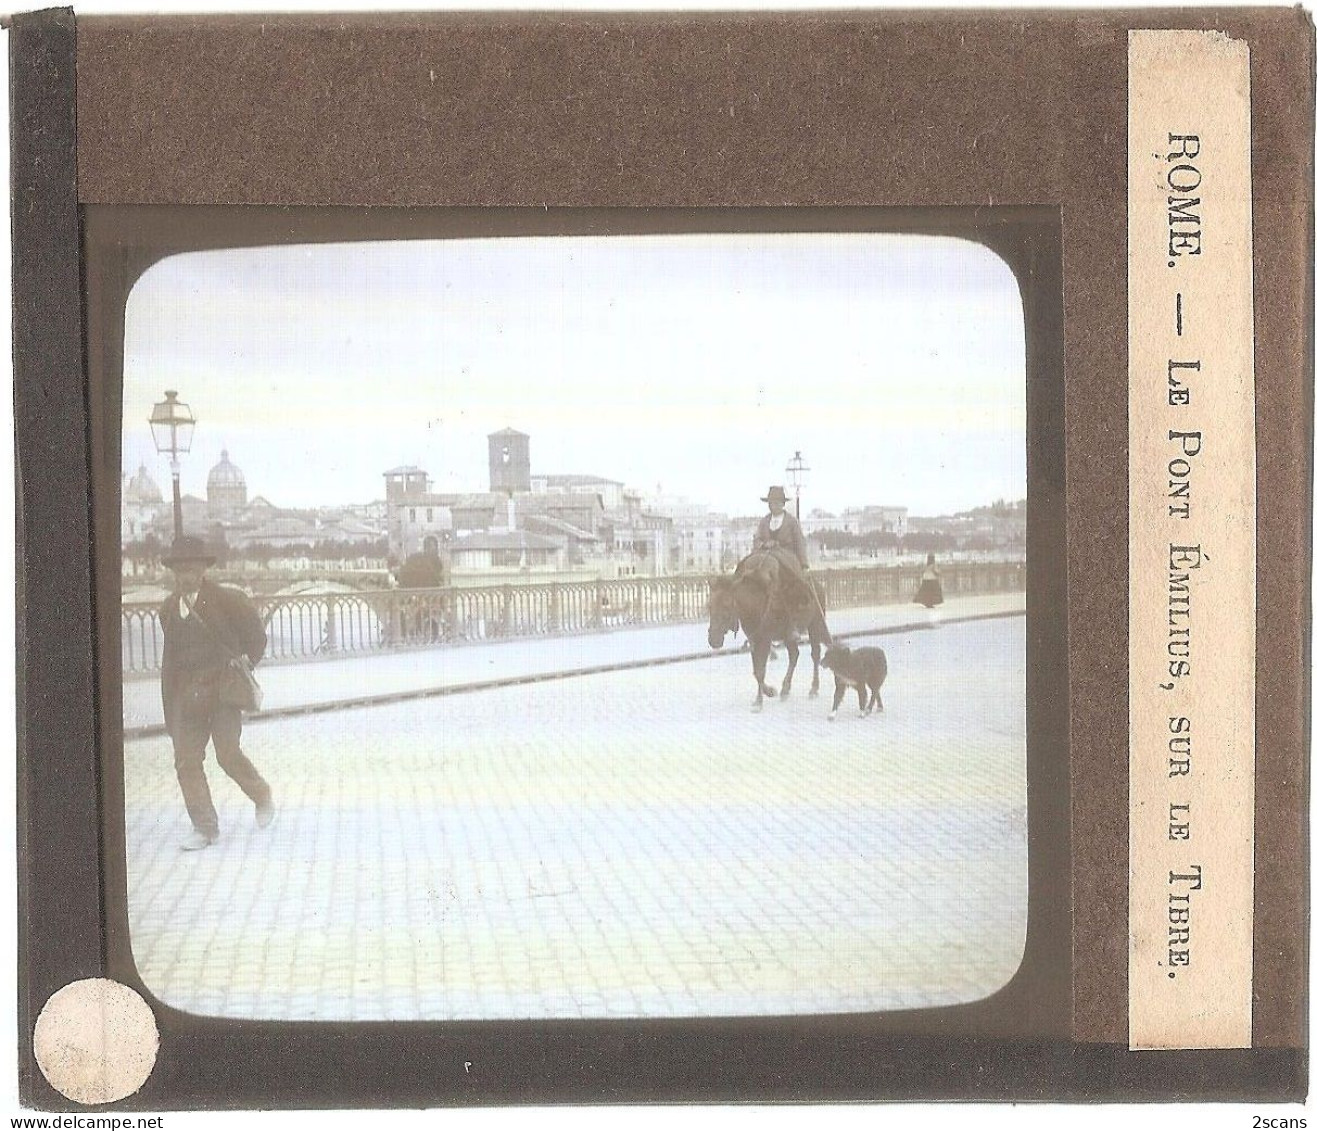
[707,553,833,711]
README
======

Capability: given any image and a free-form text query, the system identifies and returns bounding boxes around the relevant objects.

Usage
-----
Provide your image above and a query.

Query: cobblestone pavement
[123,615,1026,1022]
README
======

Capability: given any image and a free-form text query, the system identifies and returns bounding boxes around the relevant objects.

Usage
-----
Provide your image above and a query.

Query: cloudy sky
[123,232,1025,518]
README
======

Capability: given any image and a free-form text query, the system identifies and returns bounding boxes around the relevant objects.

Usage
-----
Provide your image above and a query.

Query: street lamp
[786,449,810,520]
[149,389,196,540]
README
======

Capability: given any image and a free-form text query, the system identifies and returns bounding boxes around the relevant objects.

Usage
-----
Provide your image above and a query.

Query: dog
[820,644,887,720]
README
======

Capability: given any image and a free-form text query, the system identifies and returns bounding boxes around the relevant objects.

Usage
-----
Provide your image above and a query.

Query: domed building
[125,464,163,506]
[121,464,166,545]
[207,449,248,519]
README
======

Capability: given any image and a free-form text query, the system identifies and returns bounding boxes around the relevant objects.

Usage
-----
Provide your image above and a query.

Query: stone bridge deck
[121,610,1027,1022]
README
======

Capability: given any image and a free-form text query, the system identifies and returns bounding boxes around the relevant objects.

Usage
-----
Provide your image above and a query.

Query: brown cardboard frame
[12,4,1313,1108]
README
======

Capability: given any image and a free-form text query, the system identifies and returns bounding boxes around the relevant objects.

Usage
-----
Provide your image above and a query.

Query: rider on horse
[739,485,816,625]
[711,487,832,707]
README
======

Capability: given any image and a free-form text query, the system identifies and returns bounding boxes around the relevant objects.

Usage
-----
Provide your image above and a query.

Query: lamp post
[149,390,196,540]
[786,449,810,520]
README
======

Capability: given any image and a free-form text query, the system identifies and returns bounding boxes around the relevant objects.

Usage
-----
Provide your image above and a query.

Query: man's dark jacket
[159,581,267,732]
[753,511,810,570]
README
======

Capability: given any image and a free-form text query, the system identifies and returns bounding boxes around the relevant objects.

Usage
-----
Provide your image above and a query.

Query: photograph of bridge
[118,230,1028,1021]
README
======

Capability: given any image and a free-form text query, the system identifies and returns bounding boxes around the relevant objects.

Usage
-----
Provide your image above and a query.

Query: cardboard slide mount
[12,5,1314,1107]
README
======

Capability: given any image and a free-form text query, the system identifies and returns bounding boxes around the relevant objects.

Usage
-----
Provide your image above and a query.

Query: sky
[122,231,1026,518]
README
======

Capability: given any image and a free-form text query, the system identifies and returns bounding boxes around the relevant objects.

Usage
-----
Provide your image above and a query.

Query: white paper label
[1127,28,1256,1050]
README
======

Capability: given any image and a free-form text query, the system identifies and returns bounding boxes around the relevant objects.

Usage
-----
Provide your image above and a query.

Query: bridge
[121,560,1025,673]
[121,593,1027,1022]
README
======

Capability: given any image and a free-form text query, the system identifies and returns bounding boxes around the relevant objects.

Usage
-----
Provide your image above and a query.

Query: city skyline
[123,232,1026,517]
[124,441,1021,523]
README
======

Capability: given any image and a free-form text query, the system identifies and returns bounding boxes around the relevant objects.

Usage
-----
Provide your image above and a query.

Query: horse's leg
[781,640,800,699]
[751,638,774,711]
[808,632,821,698]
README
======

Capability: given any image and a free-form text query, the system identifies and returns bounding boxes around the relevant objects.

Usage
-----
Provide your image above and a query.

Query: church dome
[124,464,163,505]
[207,450,247,492]
[207,450,249,518]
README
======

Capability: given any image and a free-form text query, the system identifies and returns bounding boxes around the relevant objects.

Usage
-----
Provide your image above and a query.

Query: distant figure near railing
[121,561,1025,674]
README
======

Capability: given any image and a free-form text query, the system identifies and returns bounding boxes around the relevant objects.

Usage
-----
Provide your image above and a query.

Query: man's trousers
[169,701,271,840]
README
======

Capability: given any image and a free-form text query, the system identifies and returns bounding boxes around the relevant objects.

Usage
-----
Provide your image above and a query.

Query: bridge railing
[120,561,1025,674]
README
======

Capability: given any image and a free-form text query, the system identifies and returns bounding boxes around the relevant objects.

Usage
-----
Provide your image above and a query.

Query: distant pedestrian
[158,534,274,851]
[914,552,944,612]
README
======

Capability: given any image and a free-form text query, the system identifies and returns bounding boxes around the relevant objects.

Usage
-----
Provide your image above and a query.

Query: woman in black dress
[914,552,944,609]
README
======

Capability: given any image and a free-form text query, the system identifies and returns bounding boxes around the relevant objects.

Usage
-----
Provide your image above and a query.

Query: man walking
[158,534,274,851]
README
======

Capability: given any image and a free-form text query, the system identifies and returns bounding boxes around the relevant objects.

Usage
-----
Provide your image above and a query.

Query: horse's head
[706,576,740,649]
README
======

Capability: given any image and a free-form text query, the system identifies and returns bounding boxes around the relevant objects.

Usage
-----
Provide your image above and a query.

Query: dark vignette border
[12,8,104,1108]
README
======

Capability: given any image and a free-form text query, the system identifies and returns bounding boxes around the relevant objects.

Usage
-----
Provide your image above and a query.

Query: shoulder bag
[182,595,265,713]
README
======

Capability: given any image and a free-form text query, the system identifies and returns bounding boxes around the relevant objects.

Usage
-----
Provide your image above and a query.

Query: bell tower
[488,428,531,494]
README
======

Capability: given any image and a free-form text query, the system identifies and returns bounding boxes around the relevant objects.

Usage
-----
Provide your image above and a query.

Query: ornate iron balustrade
[120,561,1025,674]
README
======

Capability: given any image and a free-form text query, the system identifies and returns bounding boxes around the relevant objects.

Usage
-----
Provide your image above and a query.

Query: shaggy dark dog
[820,644,888,720]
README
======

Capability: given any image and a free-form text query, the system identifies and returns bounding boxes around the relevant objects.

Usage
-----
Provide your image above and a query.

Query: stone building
[130,450,385,561]
[448,530,565,573]
[207,449,249,520]
[676,519,727,573]
[837,504,909,536]
[531,473,625,511]
[381,428,683,577]
[121,464,165,543]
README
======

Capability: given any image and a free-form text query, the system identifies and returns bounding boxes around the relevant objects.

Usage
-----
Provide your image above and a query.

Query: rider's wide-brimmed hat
[761,486,789,504]
[161,534,216,568]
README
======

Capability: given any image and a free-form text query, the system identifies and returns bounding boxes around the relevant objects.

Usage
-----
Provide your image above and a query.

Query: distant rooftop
[522,514,600,542]
[540,473,623,486]
[452,530,563,552]
[427,492,500,509]
[542,492,605,509]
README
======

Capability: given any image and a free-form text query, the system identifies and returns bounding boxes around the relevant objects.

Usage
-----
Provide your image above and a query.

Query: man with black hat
[742,485,816,620]
[753,485,809,572]
[158,534,274,851]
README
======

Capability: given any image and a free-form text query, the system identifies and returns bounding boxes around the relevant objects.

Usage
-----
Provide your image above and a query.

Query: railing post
[440,587,453,641]
[501,585,513,636]
[383,591,400,649]
[549,582,562,632]
[323,595,339,653]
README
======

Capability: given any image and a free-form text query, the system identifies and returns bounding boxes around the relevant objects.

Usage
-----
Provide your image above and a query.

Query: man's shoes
[255,797,277,830]
[180,829,215,852]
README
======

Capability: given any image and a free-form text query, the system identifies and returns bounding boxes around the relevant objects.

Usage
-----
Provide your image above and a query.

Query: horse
[706,552,833,711]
